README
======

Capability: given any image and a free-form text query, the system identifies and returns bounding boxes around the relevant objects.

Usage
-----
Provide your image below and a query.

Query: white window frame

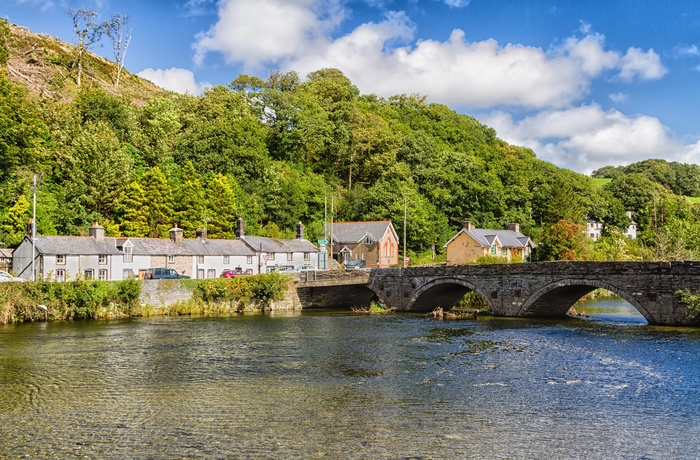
[168,255,175,263]
[197,255,204,264]
[56,254,66,265]
[207,269,216,278]
[55,269,65,282]
[98,254,107,265]
[84,269,94,280]
[287,253,293,261]
[123,245,133,263]
[98,269,108,281]
[247,255,253,264]
[304,252,310,261]
[224,255,230,264]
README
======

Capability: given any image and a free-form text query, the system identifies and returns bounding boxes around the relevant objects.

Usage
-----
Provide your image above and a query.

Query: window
[55,269,65,282]
[84,269,94,280]
[56,254,66,265]
[98,254,107,264]
[287,253,293,261]
[197,269,205,279]
[123,245,133,263]
[304,252,310,261]
[269,253,276,261]
[224,255,230,264]
[197,255,204,264]
[122,269,134,280]
[247,255,253,264]
[490,244,497,255]
[207,269,216,278]
[168,255,175,263]
[98,269,108,281]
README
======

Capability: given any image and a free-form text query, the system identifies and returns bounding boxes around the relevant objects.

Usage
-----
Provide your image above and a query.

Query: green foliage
[677,289,700,317]
[194,273,289,310]
[0,194,30,246]
[473,255,506,265]
[535,220,591,261]
[0,279,142,323]
[0,18,10,67]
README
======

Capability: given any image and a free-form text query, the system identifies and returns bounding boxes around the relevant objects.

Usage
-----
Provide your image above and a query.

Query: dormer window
[362,236,374,244]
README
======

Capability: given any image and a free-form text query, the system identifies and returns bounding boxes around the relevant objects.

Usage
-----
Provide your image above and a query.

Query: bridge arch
[518,278,653,322]
[405,277,493,312]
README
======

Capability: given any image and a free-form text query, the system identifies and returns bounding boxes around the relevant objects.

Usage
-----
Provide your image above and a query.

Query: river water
[1,299,699,459]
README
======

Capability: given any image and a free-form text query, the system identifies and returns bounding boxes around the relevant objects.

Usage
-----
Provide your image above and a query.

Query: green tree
[535,220,591,261]
[173,162,206,238]
[115,181,149,237]
[205,173,237,239]
[140,166,173,238]
[0,195,30,247]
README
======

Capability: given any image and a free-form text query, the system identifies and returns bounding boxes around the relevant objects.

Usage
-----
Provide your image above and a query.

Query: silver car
[0,270,25,282]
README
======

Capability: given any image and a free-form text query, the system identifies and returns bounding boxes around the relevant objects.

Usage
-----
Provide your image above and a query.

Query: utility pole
[31,174,37,281]
[403,196,407,268]
[330,197,334,262]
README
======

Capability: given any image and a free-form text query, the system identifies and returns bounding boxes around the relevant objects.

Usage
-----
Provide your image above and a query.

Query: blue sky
[5,0,700,173]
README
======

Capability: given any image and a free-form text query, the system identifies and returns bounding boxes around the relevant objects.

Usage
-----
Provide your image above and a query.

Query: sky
[4,0,700,174]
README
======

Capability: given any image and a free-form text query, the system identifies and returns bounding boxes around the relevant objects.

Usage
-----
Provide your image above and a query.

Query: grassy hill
[4,22,166,105]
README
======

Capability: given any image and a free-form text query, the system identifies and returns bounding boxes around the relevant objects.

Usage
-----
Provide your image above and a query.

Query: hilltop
[4,22,165,104]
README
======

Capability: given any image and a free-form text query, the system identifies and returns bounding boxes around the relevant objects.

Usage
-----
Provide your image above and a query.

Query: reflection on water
[2,299,700,459]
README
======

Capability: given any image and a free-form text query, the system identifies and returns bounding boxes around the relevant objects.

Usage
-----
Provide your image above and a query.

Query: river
[1,298,699,459]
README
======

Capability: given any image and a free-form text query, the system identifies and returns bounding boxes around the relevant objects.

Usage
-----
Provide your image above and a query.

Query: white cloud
[481,105,684,174]
[441,0,471,7]
[193,2,666,111]
[616,47,667,81]
[193,0,345,70]
[609,92,627,104]
[674,44,699,57]
[137,68,210,95]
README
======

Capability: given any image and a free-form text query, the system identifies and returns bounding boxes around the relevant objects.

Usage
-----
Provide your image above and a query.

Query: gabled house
[443,222,535,265]
[326,221,399,268]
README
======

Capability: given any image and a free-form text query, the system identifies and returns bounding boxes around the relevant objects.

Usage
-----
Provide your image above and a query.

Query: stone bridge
[295,261,700,326]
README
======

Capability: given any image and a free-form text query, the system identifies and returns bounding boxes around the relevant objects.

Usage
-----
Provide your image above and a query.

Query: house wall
[378,229,399,267]
[445,232,488,265]
[12,239,35,280]
[192,255,257,279]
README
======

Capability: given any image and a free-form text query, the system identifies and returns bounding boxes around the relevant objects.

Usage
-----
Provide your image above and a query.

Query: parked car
[268,265,295,273]
[221,268,252,278]
[143,268,190,279]
[0,270,24,282]
[296,264,317,272]
[344,259,367,270]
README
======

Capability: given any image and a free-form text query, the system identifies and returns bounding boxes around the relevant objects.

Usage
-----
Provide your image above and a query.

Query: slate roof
[0,248,14,259]
[444,228,535,249]
[33,236,124,255]
[30,235,304,257]
[326,221,397,244]
[241,236,318,254]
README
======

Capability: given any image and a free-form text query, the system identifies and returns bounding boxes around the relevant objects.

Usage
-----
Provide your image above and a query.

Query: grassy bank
[0,273,291,324]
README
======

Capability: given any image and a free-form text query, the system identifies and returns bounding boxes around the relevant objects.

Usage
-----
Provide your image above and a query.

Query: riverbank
[0,273,294,324]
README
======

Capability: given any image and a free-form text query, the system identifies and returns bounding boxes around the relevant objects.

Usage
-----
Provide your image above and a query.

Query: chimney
[27,219,36,238]
[507,223,520,233]
[89,221,105,241]
[296,222,305,240]
[196,228,206,241]
[235,218,245,238]
[169,224,184,245]
[463,221,474,231]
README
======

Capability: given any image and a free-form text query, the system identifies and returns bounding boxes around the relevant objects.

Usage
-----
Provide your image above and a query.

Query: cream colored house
[444,222,535,265]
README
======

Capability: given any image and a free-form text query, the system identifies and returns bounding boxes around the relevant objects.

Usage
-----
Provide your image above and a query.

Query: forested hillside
[1,19,698,262]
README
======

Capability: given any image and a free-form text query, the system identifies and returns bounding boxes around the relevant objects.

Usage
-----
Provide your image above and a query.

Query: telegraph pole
[403,196,407,268]
[31,174,36,281]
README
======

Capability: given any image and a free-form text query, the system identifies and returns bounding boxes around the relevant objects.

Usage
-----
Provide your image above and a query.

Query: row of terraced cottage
[10,218,536,282]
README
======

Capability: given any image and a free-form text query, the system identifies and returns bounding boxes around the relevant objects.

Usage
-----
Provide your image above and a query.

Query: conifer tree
[205,173,237,239]
[141,167,173,238]
[174,162,206,238]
